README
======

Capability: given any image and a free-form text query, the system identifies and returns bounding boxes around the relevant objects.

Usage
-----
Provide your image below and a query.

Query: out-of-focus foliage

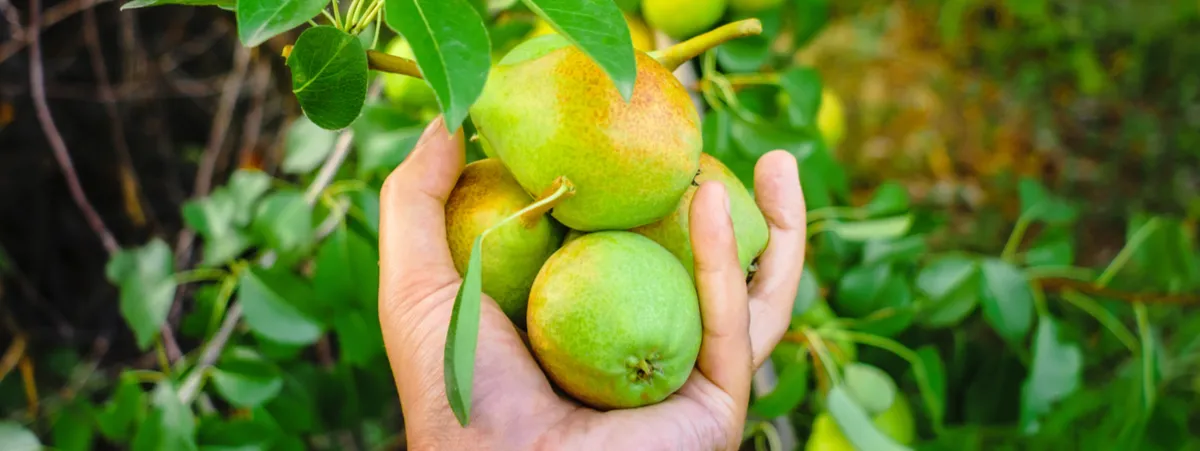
[2,0,1198,450]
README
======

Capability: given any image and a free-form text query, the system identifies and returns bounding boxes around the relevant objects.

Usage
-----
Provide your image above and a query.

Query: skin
[631,153,770,279]
[444,158,566,328]
[527,231,702,410]
[379,116,808,450]
[470,36,702,231]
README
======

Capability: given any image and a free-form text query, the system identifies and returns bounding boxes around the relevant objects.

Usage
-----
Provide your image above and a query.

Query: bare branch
[28,0,119,255]
[0,0,115,64]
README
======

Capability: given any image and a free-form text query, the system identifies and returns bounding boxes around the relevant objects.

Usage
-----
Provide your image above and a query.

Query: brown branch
[0,0,115,64]
[1038,277,1200,305]
[234,59,271,172]
[29,0,119,255]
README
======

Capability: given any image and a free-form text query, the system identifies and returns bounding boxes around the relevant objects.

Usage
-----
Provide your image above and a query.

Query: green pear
[526,231,701,409]
[468,34,702,231]
[642,0,727,40]
[381,37,438,119]
[630,153,768,278]
[728,0,783,14]
[445,159,566,327]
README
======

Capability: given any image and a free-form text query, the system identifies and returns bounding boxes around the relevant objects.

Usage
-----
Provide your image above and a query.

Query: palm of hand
[378,118,807,451]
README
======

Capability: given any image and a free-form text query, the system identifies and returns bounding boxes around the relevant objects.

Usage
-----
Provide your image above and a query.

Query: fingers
[379,116,465,307]
[688,182,753,413]
[746,150,807,368]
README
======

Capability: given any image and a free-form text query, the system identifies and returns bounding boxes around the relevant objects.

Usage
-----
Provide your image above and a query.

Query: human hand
[377,116,808,451]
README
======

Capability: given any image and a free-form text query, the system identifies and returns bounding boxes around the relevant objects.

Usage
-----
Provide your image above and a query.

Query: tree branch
[28,0,119,255]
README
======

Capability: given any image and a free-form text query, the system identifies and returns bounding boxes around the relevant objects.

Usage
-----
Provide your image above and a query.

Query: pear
[526,231,701,409]
[529,13,656,51]
[642,0,727,40]
[729,0,783,14]
[804,396,916,451]
[562,228,586,245]
[631,153,769,278]
[381,37,438,119]
[469,34,702,232]
[445,159,566,327]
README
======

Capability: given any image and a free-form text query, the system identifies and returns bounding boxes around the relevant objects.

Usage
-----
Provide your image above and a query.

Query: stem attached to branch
[366,50,424,79]
[650,18,763,71]
[518,177,575,228]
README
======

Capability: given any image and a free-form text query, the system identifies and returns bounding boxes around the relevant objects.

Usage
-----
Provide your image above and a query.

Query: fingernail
[417,116,445,145]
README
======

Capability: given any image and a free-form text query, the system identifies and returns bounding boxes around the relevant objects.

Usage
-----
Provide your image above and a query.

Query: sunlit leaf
[238,267,324,345]
[844,362,898,415]
[121,0,233,10]
[523,0,637,100]
[131,382,198,451]
[1019,315,1083,435]
[287,26,369,130]
[445,235,484,426]
[826,215,914,242]
[235,0,326,47]
[825,384,912,451]
[252,190,314,258]
[211,348,285,408]
[384,0,491,132]
[282,116,337,174]
[1017,178,1078,225]
[105,238,176,350]
[865,182,912,216]
[0,421,42,451]
[979,258,1034,342]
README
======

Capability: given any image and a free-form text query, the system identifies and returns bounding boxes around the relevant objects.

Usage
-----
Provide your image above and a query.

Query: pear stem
[518,177,575,228]
[366,50,425,79]
[650,18,764,71]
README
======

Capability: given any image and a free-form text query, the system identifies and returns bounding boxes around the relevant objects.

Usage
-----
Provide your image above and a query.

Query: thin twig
[28,0,119,255]
[83,8,156,230]
[0,0,115,64]
[235,60,272,170]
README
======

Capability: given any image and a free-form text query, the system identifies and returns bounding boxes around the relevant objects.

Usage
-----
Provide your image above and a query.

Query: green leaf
[445,235,484,426]
[913,345,947,427]
[282,116,337,174]
[523,0,637,100]
[121,0,234,10]
[825,215,914,242]
[351,102,426,179]
[349,190,381,237]
[238,267,324,345]
[287,26,370,130]
[853,275,915,337]
[1017,178,1078,225]
[1019,315,1083,434]
[52,398,95,451]
[0,421,42,451]
[862,235,927,266]
[795,140,847,209]
[835,263,892,317]
[211,348,284,408]
[235,0,326,47]
[195,412,282,450]
[96,372,147,442]
[916,255,980,327]
[825,385,912,451]
[715,34,770,73]
[978,258,1035,342]
[1024,226,1075,268]
[251,191,314,258]
[732,116,822,160]
[132,382,198,451]
[792,0,830,48]
[384,0,492,132]
[749,359,809,418]
[314,226,380,312]
[793,265,824,317]
[265,367,319,434]
[182,170,270,266]
[778,67,823,129]
[865,182,912,216]
[105,238,176,350]
[333,310,385,366]
[844,362,898,416]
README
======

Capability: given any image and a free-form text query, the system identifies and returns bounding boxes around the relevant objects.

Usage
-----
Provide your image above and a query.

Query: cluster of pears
[435,21,769,409]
